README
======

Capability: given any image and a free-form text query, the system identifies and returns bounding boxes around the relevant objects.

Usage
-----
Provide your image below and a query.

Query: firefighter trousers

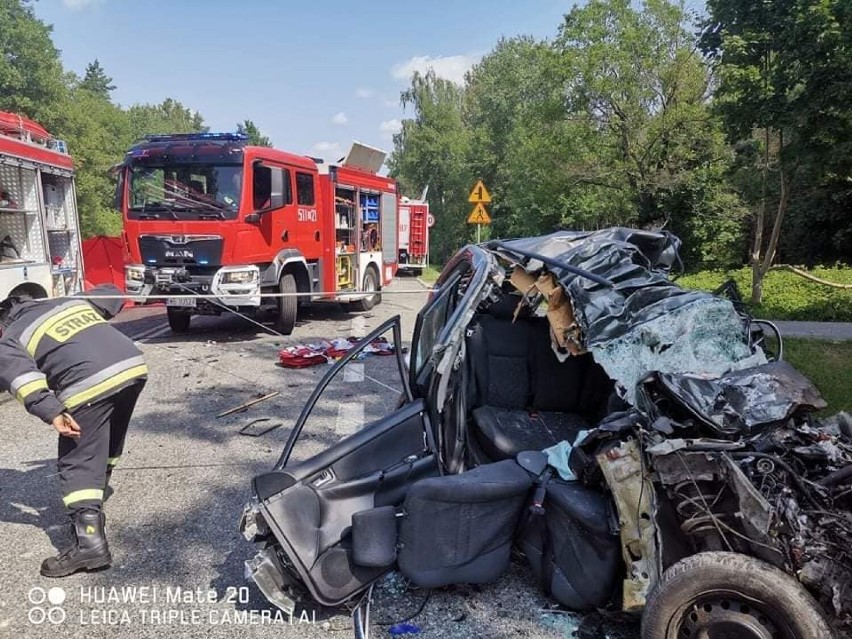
[57,380,146,513]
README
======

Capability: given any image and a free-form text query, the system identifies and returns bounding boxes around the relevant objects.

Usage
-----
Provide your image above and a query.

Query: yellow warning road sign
[468,180,492,204]
[467,202,492,225]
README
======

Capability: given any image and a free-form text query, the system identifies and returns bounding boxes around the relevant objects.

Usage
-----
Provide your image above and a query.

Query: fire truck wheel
[352,267,381,312]
[167,308,191,333]
[276,273,298,335]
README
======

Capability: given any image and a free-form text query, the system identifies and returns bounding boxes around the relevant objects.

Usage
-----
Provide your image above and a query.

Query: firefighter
[0,284,147,577]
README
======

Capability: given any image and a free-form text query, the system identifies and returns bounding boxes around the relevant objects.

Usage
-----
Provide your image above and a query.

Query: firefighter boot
[40,509,112,577]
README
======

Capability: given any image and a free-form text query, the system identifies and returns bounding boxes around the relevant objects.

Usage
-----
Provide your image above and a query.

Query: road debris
[239,418,282,437]
[278,337,395,368]
[216,391,280,418]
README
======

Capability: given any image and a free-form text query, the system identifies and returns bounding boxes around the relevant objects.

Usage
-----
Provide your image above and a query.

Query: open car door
[242,316,438,611]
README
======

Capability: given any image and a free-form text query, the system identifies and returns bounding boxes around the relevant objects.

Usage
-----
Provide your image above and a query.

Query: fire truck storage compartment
[0,162,46,266]
[42,171,80,296]
[335,187,357,290]
[360,191,381,253]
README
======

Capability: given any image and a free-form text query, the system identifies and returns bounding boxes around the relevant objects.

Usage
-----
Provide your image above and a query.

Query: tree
[0,0,66,122]
[388,71,474,264]
[703,0,852,302]
[237,120,272,146]
[125,98,206,140]
[556,0,746,265]
[53,88,130,236]
[79,59,115,98]
[464,37,579,237]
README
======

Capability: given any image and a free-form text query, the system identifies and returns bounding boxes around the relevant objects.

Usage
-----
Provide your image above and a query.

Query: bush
[678,266,852,322]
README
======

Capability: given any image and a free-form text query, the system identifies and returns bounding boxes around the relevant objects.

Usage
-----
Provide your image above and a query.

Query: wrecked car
[241,228,852,638]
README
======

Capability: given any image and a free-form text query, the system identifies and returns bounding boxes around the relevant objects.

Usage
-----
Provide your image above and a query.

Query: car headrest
[487,294,530,320]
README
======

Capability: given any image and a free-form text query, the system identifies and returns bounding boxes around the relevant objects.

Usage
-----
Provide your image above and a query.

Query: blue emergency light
[142,132,249,143]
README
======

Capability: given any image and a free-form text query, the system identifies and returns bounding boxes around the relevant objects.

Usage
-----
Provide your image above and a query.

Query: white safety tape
[35,289,434,301]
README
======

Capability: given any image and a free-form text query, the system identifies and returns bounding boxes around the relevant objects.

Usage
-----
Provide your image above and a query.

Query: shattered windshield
[127,164,242,220]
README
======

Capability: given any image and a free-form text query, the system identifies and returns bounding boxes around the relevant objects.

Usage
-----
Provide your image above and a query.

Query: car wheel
[167,308,191,333]
[351,267,380,312]
[642,552,834,639]
[276,273,298,335]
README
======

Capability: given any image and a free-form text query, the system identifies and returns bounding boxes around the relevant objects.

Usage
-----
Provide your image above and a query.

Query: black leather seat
[467,296,612,461]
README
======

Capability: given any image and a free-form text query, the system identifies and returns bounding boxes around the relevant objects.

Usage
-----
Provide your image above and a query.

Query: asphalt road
[0,276,639,639]
[772,320,852,340]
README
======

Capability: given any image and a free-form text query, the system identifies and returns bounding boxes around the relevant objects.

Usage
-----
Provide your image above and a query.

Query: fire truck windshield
[127,164,242,221]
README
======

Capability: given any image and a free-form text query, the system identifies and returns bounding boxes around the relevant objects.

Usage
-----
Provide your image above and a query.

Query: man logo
[27,586,66,625]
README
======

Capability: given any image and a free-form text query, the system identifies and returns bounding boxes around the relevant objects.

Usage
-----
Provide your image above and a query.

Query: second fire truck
[0,112,84,302]
[118,134,427,334]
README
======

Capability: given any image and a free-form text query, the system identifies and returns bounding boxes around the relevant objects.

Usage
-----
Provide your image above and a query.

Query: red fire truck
[0,112,84,301]
[397,194,431,273]
[118,134,405,334]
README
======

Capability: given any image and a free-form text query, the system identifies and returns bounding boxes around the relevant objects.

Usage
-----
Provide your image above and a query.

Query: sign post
[467,180,492,243]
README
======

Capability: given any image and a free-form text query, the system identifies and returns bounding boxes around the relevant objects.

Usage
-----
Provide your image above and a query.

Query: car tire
[351,267,380,312]
[642,552,834,639]
[276,273,298,335]
[167,308,191,333]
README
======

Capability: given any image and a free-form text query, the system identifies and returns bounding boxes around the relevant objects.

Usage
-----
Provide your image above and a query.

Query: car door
[249,315,438,607]
[408,246,497,473]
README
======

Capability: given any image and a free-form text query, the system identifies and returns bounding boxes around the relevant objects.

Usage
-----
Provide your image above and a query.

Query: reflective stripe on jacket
[0,286,146,423]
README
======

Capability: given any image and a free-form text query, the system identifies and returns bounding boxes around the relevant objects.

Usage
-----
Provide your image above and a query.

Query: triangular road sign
[467,202,492,224]
[468,180,492,204]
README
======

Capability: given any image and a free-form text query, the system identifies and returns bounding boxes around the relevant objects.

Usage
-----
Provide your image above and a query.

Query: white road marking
[343,362,365,383]
[365,374,400,394]
[336,402,365,430]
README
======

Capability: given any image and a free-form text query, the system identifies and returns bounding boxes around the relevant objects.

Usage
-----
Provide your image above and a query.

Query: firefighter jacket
[0,285,147,423]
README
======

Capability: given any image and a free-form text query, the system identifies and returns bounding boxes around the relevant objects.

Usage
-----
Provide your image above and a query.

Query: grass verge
[784,338,852,414]
[419,265,441,284]
[678,266,852,322]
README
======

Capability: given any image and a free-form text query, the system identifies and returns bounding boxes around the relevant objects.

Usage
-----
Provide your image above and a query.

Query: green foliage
[237,120,272,147]
[388,71,475,264]
[702,0,852,292]
[678,267,852,322]
[0,0,66,122]
[54,87,129,237]
[390,0,748,266]
[783,339,852,415]
[125,98,207,140]
[419,265,441,284]
[79,59,115,98]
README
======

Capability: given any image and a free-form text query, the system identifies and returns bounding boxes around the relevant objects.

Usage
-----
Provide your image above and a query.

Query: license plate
[166,296,196,308]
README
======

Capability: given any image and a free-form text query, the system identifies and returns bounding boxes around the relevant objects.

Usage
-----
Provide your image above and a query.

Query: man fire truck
[0,112,84,301]
[118,134,406,334]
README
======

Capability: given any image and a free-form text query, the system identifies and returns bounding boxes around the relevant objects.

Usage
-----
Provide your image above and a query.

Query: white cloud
[331,112,348,125]
[311,141,343,162]
[378,119,402,140]
[62,0,104,9]
[356,88,374,99]
[390,54,481,85]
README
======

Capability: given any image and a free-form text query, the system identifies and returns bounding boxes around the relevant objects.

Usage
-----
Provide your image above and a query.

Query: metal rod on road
[216,392,280,418]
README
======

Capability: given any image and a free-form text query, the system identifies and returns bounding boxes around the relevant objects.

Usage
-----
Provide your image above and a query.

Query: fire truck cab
[119,134,399,334]
[0,112,83,302]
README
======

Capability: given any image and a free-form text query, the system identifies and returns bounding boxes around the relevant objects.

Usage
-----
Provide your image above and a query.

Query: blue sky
[34,0,575,162]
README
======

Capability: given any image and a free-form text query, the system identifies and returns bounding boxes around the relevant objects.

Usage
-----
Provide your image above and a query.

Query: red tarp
[82,235,125,291]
